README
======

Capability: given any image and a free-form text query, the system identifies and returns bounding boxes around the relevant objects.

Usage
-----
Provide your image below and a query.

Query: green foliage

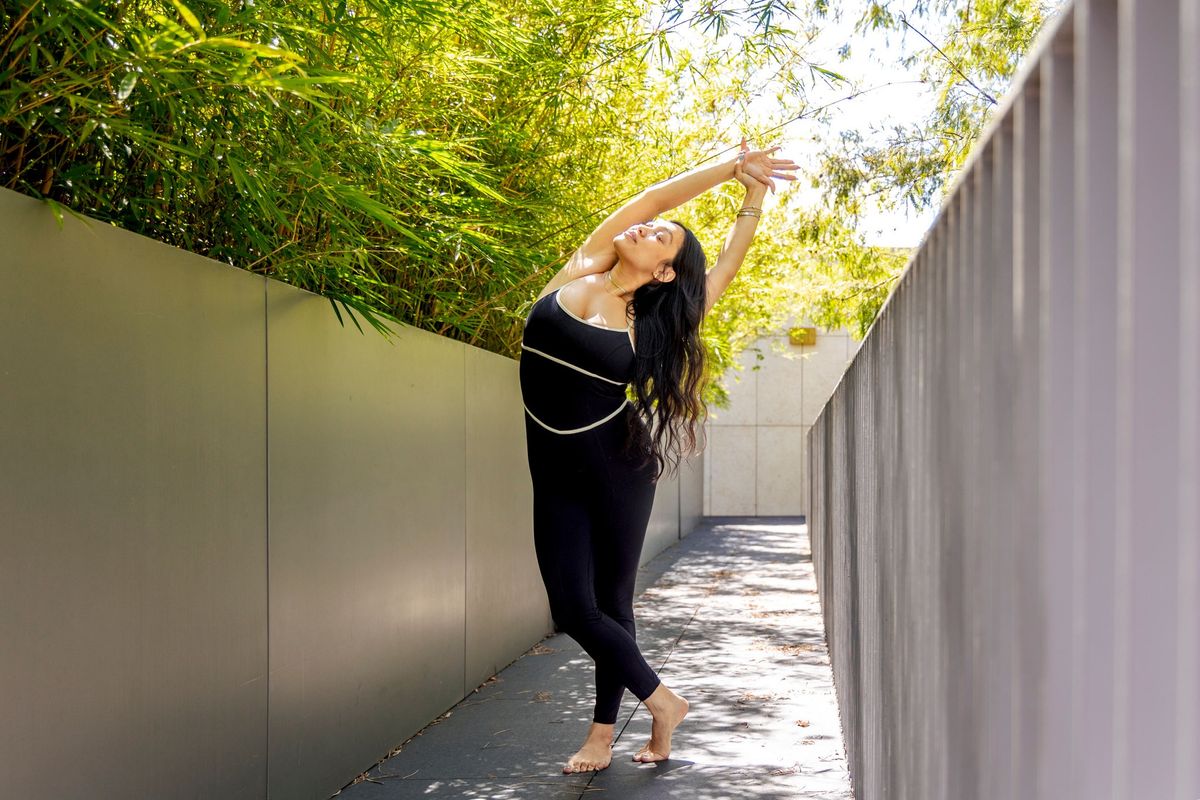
[1,0,656,344]
[2,0,1053,408]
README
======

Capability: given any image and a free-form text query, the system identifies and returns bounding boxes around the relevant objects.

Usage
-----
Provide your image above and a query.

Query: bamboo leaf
[201,36,303,60]
[169,0,205,38]
[116,71,138,101]
[810,64,846,82]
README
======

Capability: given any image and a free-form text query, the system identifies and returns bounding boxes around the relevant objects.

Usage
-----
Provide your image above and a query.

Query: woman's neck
[606,263,643,300]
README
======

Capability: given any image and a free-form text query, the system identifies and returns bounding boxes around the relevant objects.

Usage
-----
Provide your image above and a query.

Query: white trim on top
[555,289,630,331]
[521,343,626,385]
[526,285,636,353]
[524,397,629,434]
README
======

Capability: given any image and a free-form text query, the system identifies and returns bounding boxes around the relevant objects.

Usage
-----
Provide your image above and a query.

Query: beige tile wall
[703,323,860,517]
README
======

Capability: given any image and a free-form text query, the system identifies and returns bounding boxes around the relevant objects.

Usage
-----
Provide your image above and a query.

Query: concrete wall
[0,187,702,800]
[703,322,860,517]
[808,1,1200,798]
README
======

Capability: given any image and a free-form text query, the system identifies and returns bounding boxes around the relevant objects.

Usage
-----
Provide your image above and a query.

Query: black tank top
[520,286,637,434]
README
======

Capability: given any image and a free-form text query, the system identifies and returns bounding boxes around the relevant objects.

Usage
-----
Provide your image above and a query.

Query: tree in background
[800,0,1064,336]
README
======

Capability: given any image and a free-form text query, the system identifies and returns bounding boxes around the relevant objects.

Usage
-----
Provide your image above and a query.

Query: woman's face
[613,218,684,281]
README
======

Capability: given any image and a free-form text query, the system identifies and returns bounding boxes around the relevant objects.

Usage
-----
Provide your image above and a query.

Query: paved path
[334,516,854,799]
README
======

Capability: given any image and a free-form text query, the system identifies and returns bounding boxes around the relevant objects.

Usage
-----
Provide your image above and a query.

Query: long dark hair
[621,219,710,482]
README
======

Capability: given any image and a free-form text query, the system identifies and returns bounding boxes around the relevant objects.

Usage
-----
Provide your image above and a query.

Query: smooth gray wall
[808,1,1200,798]
[0,186,703,799]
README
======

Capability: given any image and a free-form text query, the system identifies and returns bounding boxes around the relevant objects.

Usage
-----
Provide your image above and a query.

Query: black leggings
[525,408,662,724]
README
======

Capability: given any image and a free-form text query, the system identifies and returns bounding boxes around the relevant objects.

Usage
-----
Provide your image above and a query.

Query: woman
[519,138,798,774]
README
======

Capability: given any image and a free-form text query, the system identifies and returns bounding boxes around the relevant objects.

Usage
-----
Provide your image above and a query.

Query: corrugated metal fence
[807,0,1200,797]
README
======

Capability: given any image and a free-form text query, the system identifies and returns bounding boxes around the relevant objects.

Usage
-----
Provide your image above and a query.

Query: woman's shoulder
[532,247,615,303]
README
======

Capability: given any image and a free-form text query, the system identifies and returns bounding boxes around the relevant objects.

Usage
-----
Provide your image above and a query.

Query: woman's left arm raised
[703,155,777,317]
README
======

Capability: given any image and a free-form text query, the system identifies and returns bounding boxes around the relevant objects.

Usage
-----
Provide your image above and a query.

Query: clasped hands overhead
[733,137,799,194]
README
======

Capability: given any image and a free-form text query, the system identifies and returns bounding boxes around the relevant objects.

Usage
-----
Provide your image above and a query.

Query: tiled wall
[703,320,860,517]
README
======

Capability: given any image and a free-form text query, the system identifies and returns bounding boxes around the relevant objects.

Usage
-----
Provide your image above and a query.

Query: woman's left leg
[590,439,659,725]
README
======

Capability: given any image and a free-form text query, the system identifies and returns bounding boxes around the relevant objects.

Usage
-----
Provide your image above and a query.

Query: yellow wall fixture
[789,326,817,346]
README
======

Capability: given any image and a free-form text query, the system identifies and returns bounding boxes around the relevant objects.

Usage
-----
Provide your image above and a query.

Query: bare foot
[633,683,689,763]
[563,722,614,774]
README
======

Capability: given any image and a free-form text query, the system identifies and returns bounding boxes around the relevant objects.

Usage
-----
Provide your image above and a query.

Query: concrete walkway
[333,516,854,799]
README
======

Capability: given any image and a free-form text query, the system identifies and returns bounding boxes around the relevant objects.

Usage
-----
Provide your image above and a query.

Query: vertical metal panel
[1070,2,1120,797]
[1179,0,1200,792]
[0,188,268,800]
[873,270,899,800]
[985,115,1016,800]
[814,413,827,613]
[931,190,959,800]
[851,341,882,796]
[969,137,995,799]
[882,254,904,800]
[266,280,467,800]
[901,242,918,800]
[807,421,819,604]
[917,225,940,800]
[1011,79,1044,800]
[944,166,973,800]
[1038,32,1078,800]
[964,144,990,799]
[1113,1,1182,797]
[827,389,856,790]
[883,255,905,800]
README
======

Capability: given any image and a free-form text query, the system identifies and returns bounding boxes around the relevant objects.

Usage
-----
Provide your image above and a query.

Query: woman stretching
[519,138,798,773]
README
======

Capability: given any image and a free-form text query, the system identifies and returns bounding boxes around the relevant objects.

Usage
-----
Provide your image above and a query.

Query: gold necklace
[607,270,631,298]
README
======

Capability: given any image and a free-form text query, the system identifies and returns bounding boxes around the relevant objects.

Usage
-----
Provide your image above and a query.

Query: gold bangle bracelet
[737,210,762,218]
